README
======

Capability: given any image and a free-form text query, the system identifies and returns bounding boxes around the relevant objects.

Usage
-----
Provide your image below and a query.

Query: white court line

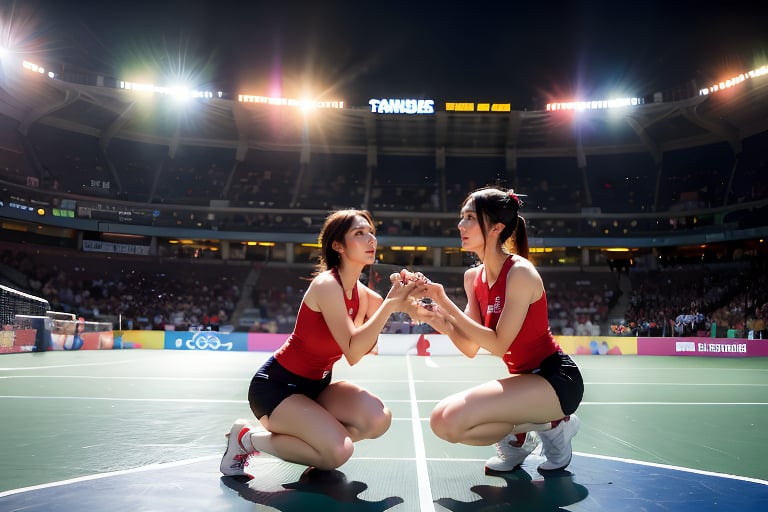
[572,451,768,486]
[565,401,768,406]
[583,382,768,386]
[0,360,138,371]
[574,365,768,372]
[0,375,247,381]
[388,400,768,406]
[2,396,768,407]
[406,355,435,512]
[0,396,248,404]
[0,455,220,498]
[381,399,768,407]
[5,375,768,387]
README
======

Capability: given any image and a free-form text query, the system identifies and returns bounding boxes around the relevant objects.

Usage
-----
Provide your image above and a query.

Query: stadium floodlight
[238,93,344,109]
[119,79,215,101]
[546,96,642,112]
[299,98,316,112]
[168,84,191,102]
[190,90,213,99]
[22,59,44,74]
[699,65,767,96]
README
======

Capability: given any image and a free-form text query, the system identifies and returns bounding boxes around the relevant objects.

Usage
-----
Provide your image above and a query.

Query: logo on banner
[175,332,233,351]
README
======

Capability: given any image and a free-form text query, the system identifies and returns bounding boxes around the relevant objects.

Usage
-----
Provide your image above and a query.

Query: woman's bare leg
[430,374,564,445]
[246,394,355,470]
[242,382,391,470]
[316,380,392,441]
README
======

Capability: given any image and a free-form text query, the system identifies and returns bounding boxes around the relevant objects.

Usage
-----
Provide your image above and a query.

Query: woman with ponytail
[414,186,584,474]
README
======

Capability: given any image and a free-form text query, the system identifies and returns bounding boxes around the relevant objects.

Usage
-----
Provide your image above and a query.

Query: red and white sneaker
[220,418,258,477]
[485,431,540,472]
[538,414,581,472]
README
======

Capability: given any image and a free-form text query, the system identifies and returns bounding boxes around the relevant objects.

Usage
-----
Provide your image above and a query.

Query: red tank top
[274,268,359,379]
[474,256,560,373]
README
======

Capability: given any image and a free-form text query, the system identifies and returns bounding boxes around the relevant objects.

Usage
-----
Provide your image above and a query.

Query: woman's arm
[420,263,541,357]
[424,306,481,357]
[313,271,421,365]
[415,268,484,357]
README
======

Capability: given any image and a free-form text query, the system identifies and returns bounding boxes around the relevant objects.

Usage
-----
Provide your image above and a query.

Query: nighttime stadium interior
[1,2,768,511]
[1,29,766,337]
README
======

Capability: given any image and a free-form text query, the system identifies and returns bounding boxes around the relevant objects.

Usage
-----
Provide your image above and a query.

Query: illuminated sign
[8,202,34,212]
[445,102,511,112]
[52,208,75,218]
[52,199,76,218]
[368,99,434,114]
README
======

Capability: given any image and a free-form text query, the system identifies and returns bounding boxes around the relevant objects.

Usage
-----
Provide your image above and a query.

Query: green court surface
[0,350,766,511]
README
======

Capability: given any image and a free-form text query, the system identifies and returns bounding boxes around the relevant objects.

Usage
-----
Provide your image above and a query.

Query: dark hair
[461,187,529,258]
[316,209,376,273]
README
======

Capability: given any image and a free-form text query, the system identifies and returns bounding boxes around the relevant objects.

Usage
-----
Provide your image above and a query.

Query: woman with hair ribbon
[412,186,584,473]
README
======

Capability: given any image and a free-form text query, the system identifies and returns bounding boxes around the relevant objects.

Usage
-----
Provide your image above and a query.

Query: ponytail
[468,186,531,259]
[515,216,529,259]
[501,215,529,259]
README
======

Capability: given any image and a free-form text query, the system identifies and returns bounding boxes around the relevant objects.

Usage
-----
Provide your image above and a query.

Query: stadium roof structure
[2,64,768,166]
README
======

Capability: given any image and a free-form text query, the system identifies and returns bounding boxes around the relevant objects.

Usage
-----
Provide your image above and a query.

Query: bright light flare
[546,97,642,111]
[698,64,768,95]
[119,79,215,100]
[22,59,44,74]
[299,98,317,113]
[237,93,344,109]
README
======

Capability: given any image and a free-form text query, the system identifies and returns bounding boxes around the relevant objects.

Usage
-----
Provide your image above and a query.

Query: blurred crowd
[4,242,764,339]
[621,263,767,339]
[1,245,243,332]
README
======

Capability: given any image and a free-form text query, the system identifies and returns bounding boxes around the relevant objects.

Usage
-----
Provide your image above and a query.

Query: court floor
[0,349,766,511]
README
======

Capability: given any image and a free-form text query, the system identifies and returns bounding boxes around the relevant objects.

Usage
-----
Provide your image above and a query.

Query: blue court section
[1,454,766,511]
[1,350,767,511]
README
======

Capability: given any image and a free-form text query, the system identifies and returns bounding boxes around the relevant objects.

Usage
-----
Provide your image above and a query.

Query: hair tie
[507,190,524,206]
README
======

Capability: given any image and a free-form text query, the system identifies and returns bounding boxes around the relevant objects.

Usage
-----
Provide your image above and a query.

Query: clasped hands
[387,269,444,325]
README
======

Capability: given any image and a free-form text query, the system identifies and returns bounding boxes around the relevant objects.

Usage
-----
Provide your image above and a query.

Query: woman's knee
[430,406,461,443]
[317,438,355,470]
[367,408,392,439]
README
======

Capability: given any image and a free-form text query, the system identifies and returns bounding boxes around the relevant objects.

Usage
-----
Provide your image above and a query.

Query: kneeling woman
[221,209,421,476]
[416,187,584,473]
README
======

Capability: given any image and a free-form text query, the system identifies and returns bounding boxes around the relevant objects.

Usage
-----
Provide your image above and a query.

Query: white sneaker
[220,418,257,477]
[485,431,540,472]
[537,414,580,472]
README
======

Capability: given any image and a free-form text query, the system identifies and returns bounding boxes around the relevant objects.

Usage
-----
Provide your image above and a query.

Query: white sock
[239,427,257,453]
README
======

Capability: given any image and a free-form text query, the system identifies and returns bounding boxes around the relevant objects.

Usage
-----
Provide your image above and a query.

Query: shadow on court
[222,467,404,511]
[222,466,589,512]
[2,455,767,511]
[435,469,588,512]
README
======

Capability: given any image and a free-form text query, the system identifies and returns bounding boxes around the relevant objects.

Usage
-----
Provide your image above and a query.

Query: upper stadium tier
[0,55,767,250]
[2,58,767,163]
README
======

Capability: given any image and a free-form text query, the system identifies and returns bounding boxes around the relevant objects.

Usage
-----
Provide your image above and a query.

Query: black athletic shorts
[530,350,584,416]
[248,356,332,418]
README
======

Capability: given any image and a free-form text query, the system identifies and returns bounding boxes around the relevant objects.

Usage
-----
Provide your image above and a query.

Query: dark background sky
[3,0,767,108]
